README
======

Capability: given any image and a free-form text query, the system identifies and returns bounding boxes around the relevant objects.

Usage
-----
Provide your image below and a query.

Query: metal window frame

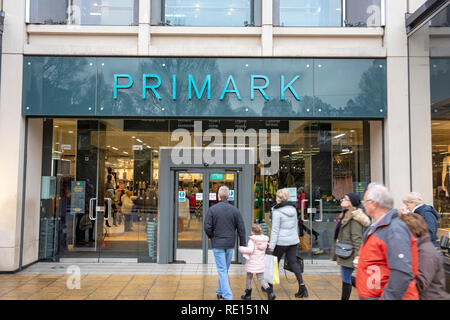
[406,0,450,35]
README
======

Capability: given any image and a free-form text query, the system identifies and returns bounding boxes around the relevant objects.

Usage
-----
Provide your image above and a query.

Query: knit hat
[346,193,361,208]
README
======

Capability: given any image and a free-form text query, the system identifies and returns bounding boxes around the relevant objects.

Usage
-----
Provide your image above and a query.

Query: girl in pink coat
[238,224,276,300]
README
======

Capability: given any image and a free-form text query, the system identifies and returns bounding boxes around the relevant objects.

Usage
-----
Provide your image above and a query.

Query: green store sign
[23,57,387,118]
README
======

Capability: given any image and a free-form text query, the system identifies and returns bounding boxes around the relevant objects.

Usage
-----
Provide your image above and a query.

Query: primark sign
[113,73,301,102]
[22,57,387,118]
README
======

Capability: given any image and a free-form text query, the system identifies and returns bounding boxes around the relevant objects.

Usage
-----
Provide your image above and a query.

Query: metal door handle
[89,198,97,220]
[315,199,323,222]
[104,198,112,221]
[301,199,309,221]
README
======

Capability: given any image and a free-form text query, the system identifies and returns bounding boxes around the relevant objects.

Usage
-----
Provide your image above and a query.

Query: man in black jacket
[204,185,246,300]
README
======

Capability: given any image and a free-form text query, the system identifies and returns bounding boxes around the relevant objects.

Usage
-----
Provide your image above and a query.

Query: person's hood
[351,208,372,227]
[249,235,269,250]
[422,205,439,220]
[274,203,297,218]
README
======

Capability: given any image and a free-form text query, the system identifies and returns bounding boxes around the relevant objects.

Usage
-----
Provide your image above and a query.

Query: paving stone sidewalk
[0,262,358,300]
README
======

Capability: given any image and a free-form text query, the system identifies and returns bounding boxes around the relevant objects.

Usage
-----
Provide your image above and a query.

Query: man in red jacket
[356,183,419,300]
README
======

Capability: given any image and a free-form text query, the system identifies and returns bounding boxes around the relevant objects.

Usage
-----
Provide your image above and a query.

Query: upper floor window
[276,0,384,27]
[157,0,256,27]
[27,0,139,26]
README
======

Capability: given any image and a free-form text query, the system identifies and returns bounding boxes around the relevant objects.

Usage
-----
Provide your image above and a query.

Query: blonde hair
[402,192,424,206]
[251,224,263,235]
[276,188,290,202]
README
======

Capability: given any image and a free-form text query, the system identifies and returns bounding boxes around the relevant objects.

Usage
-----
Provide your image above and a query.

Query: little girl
[238,224,276,300]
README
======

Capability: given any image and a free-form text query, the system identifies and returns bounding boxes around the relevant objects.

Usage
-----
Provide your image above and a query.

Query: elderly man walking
[204,185,247,300]
[355,183,419,300]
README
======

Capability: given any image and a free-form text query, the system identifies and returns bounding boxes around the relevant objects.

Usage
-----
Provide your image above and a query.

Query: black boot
[295,283,309,298]
[265,286,276,300]
[341,282,352,300]
[241,289,252,300]
[261,283,273,293]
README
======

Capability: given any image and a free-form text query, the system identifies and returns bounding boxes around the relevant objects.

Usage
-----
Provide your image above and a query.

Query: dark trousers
[273,244,303,284]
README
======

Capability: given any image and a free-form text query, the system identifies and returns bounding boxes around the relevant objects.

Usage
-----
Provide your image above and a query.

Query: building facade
[0,0,448,271]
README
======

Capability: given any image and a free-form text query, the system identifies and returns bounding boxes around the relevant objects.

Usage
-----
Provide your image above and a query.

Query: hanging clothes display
[332,176,354,200]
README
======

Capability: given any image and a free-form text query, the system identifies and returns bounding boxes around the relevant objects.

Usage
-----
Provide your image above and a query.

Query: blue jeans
[341,266,354,285]
[213,248,234,300]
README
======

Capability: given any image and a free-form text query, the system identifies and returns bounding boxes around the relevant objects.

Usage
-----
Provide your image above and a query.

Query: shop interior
[40,119,371,261]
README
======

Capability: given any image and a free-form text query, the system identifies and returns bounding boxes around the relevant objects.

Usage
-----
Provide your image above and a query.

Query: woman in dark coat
[331,193,371,300]
[402,192,440,248]
[399,213,449,300]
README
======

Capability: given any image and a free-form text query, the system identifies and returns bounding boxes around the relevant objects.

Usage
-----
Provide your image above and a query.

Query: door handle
[89,198,97,220]
[315,199,323,222]
[301,199,309,221]
[104,198,112,221]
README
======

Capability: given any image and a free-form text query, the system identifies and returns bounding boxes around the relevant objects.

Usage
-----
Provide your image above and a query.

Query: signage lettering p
[113,74,133,99]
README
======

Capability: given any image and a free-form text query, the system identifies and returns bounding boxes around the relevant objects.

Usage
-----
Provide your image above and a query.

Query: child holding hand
[238,224,276,300]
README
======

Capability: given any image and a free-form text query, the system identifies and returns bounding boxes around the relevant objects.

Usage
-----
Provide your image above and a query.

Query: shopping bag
[264,254,280,285]
[299,233,312,251]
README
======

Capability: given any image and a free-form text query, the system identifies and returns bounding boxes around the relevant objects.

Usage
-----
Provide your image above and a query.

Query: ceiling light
[112,147,118,151]
[333,133,345,139]
[136,139,143,143]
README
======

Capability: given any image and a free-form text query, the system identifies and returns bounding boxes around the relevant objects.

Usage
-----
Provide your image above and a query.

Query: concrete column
[138,0,150,56]
[22,119,43,266]
[0,0,26,271]
[370,121,384,184]
[408,24,433,204]
[261,0,273,56]
[383,0,411,207]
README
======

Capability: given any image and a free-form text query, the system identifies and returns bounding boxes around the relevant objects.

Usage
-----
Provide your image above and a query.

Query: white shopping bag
[263,254,280,285]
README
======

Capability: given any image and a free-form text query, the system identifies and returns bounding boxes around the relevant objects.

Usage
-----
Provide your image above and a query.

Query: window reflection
[279,0,342,27]
[28,0,138,26]
[278,0,383,27]
[163,0,253,26]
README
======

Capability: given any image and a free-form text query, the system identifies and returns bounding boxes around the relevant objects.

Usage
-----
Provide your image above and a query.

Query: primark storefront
[23,56,386,264]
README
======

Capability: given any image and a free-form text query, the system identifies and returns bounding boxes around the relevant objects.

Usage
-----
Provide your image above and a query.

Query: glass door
[174,171,205,263]
[173,168,239,263]
[59,119,152,260]
[62,120,106,257]
[207,170,238,263]
[300,121,370,260]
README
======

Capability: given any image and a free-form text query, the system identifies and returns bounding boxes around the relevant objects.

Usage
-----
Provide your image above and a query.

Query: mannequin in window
[442,145,450,198]
[105,167,117,189]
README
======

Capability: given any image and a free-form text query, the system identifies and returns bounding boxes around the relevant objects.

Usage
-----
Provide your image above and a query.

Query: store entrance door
[60,120,146,262]
[297,121,370,261]
[62,120,109,259]
[174,169,239,263]
[158,147,254,264]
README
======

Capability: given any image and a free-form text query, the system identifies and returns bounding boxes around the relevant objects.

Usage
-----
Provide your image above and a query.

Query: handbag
[283,255,304,274]
[335,241,354,259]
[263,254,280,285]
